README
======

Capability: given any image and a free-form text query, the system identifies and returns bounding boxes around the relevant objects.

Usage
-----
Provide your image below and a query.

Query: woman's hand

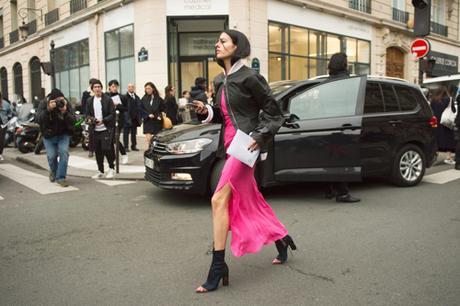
[248,139,260,152]
[193,100,208,115]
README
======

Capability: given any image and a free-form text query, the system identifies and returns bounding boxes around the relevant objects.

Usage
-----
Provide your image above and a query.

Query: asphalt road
[0,159,459,306]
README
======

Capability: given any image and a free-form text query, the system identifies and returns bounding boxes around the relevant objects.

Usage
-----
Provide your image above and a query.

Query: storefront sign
[138,47,148,62]
[428,51,458,76]
[251,58,260,73]
[167,0,229,16]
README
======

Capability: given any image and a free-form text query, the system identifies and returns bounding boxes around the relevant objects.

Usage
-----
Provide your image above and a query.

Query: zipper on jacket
[223,77,239,130]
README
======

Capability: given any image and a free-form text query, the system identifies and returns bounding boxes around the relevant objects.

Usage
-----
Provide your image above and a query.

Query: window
[0,67,8,100]
[54,39,89,105]
[29,57,42,100]
[431,0,446,24]
[289,77,362,120]
[105,24,135,92]
[268,22,370,82]
[349,0,371,13]
[380,84,399,112]
[13,62,23,98]
[364,82,384,114]
[395,86,418,111]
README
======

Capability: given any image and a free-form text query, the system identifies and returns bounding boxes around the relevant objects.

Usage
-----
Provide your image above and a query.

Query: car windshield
[270,81,299,96]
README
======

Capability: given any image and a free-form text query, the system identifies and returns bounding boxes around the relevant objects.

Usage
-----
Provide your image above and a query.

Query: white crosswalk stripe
[423,169,460,184]
[68,156,144,173]
[0,195,4,200]
[0,163,78,194]
[95,179,136,186]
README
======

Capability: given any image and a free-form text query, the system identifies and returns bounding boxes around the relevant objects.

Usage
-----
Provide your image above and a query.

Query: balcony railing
[431,22,448,36]
[0,36,4,49]
[26,19,37,35]
[45,8,59,26]
[9,30,19,44]
[349,0,371,14]
[70,0,87,14]
[392,8,409,23]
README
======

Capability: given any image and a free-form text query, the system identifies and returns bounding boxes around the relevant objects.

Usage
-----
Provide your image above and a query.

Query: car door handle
[388,120,402,125]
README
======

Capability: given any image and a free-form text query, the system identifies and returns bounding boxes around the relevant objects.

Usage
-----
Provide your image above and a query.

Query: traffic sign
[411,38,431,59]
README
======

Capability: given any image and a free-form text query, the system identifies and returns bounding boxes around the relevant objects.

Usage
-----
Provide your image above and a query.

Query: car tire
[209,159,225,195]
[391,144,426,187]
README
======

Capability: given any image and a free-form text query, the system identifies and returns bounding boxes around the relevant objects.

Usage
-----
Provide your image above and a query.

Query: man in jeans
[38,89,75,187]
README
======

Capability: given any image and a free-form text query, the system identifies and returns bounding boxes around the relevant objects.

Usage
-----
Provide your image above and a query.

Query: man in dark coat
[190,77,207,104]
[107,79,129,164]
[124,83,141,151]
[325,52,361,203]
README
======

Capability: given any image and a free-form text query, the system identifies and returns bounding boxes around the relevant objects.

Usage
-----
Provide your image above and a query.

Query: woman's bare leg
[211,184,232,250]
[145,133,152,146]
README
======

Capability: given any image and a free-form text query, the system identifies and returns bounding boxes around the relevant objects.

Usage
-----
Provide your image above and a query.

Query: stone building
[0,0,458,106]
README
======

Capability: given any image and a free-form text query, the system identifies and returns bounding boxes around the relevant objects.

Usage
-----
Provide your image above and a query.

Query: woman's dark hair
[432,86,450,102]
[182,90,190,96]
[216,30,251,68]
[164,85,174,99]
[144,82,159,97]
[328,52,348,75]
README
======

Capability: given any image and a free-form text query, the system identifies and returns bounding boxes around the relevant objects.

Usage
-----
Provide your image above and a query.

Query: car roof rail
[367,75,409,83]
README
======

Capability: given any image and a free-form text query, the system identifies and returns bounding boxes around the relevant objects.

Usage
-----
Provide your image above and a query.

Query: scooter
[15,108,40,154]
[70,111,85,148]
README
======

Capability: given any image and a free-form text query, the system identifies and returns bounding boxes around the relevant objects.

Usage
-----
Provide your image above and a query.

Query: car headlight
[166,138,212,154]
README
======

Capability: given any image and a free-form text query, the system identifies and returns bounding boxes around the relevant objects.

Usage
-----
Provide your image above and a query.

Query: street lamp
[17,7,43,40]
[40,41,56,89]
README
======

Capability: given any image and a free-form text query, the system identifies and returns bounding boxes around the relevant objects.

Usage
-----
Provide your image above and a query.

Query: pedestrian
[124,83,141,151]
[324,52,360,203]
[430,86,456,164]
[178,90,191,123]
[193,30,296,293]
[107,79,129,165]
[82,78,98,158]
[86,79,116,179]
[37,89,75,187]
[164,85,179,125]
[190,77,207,103]
[0,92,13,161]
[454,93,460,170]
[140,82,165,146]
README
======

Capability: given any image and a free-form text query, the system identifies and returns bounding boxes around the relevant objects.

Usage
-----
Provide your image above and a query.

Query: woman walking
[140,82,165,146]
[164,85,179,125]
[430,86,456,164]
[194,30,296,293]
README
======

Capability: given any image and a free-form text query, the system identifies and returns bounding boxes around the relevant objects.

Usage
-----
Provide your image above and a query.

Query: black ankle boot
[273,235,297,264]
[197,249,229,293]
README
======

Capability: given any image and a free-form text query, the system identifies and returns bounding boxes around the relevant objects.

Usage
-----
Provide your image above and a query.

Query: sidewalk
[3,135,148,180]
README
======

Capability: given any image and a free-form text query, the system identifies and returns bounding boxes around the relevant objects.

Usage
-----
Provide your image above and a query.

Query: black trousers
[123,125,137,149]
[94,130,114,173]
[455,129,460,164]
[329,182,350,196]
[0,126,6,155]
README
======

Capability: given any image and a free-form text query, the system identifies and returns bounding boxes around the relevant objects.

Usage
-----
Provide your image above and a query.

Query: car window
[380,83,399,112]
[364,82,384,114]
[394,86,418,111]
[289,77,361,120]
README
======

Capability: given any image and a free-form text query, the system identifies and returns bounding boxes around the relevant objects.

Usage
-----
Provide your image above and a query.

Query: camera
[55,97,66,110]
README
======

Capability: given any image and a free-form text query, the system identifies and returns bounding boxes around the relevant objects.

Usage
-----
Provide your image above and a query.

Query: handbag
[162,112,173,129]
[440,97,457,130]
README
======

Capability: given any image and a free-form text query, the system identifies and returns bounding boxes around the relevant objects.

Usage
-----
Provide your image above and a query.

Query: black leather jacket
[206,65,283,158]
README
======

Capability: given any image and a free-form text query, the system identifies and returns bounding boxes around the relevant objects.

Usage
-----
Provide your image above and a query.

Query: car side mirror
[283,113,300,129]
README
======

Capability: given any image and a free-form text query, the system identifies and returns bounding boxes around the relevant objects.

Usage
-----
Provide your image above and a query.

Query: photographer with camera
[38,89,75,187]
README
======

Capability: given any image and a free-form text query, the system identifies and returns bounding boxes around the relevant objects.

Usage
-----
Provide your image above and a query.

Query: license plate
[145,157,154,169]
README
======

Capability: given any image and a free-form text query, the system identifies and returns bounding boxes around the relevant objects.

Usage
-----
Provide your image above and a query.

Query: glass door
[180,61,205,93]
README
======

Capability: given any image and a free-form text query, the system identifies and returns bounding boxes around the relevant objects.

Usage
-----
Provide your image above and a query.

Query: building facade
[0,0,459,106]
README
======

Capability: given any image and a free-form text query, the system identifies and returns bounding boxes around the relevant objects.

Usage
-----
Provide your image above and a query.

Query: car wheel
[209,159,225,195]
[392,144,426,187]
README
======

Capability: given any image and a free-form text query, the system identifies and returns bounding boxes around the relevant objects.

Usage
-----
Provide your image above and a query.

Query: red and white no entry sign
[411,38,431,59]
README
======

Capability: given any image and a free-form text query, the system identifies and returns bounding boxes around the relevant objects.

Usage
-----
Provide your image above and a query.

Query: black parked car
[145,75,437,195]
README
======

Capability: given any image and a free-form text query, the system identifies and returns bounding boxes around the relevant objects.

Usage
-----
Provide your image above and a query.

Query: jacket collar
[224,60,244,76]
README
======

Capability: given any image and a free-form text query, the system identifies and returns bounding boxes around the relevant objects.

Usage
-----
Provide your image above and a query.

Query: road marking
[0,195,4,200]
[0,163,78,194]
[68,156,145,173]
[423,169,460,184]
[96,180,136,186]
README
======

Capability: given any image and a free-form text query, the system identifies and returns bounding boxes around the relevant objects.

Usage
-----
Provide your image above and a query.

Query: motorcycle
[70,111,85,148]
[15,108,40,154]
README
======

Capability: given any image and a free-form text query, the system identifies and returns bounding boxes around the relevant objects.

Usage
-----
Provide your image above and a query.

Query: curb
[15,156,145,181]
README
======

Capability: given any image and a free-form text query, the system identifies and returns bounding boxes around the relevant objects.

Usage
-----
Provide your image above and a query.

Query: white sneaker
[0,155,4,161]
[105,168,115,179]
[92,171,104,179]
[444,159,456,165]
[121,154,129,165]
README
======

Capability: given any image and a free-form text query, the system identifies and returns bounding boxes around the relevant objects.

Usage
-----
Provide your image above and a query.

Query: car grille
[145,167,163,182]
[152,141,168,155]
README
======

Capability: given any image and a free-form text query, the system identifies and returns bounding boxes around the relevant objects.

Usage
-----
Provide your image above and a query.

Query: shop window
[346,38,357,63]
[105,24,135,92]
[0,67,8,100]
[13,62,23,99]
[289,56,308,80]
[357,40,370,64]
[326,35,341,59]
[290,26,308,56]
[268,53,287,82]
[269,23,288,54]
[54,39,89,106]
